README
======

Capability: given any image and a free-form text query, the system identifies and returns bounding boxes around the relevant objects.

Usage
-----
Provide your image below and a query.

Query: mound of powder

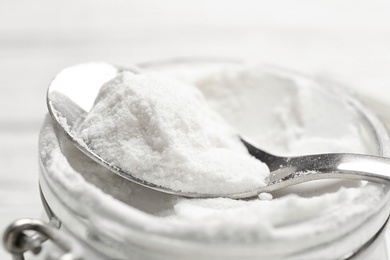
[78,72,269,194]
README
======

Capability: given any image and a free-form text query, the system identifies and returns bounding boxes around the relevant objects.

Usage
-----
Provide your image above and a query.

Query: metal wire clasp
[3,218,81,260]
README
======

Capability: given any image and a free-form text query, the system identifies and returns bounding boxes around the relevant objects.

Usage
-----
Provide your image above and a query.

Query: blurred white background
[1,0,390,258]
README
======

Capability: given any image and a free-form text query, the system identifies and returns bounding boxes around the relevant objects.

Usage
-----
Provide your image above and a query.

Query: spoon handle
[260,153,390,193]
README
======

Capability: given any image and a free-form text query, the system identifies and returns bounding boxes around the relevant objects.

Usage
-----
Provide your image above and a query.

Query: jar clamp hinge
[2,187,82,260]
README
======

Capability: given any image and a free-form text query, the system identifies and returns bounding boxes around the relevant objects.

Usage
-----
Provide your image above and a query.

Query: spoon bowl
[47,62,390,199]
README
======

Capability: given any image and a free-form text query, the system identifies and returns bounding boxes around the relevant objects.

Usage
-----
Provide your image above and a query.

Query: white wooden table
[1,0,390,258]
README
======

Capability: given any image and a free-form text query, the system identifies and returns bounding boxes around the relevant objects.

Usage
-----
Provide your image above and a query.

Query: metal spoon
[46,62,390,199]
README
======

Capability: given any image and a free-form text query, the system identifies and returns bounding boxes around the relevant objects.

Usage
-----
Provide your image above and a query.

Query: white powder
[39,62,390,259]
[258,192,273,200]
[79,72,269,194]
[149,64,367,156]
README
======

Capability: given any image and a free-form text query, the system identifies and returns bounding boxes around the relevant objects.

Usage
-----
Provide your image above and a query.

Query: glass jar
[4,60,390,259]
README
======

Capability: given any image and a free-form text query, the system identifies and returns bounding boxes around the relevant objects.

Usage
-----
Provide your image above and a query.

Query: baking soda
[79,72,269,194]
[40,63,387,258]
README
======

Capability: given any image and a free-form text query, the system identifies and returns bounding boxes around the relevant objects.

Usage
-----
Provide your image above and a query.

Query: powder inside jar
[39,63,389,259]
[79,72,269,194]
